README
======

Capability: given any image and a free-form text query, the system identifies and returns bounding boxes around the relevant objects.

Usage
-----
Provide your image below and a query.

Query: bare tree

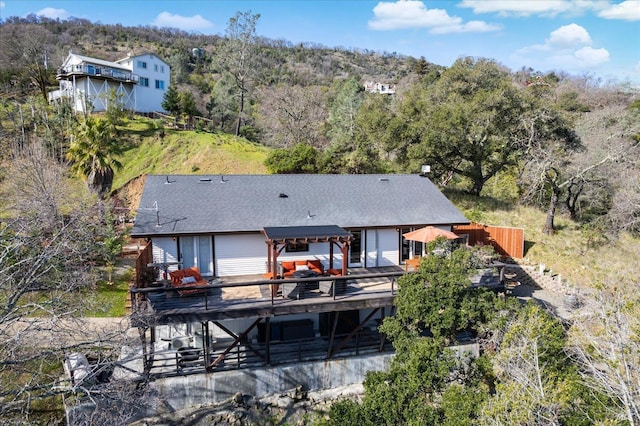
[569,285,640,425]
[255,84,328,148]
[0,140,139,423]
[518,108,584,234]
[479,304,573,425]
[568,101,640,231]
[0,23,56,101]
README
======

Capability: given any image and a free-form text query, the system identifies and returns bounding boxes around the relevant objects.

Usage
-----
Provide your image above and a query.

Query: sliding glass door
[179,236,213,276]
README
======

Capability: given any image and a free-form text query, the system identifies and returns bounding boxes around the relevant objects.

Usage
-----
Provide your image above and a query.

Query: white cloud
[512,23,610,73]
[430,20,501,34]
[458,0,609,17]
[36,7,70,20]
[368,0,500,34]
[598,0,640,21]
[0,2,5,10]
[547,23,592,47]
[573,46,610,66]
[151,12,213,31]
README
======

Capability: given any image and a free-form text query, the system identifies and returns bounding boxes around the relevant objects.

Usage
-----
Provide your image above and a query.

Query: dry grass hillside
[112,117,270,212]
[451,192,640,293]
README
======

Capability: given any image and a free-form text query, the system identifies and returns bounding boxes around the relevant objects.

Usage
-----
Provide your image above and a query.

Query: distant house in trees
[364,81,396,95]
[48,52,170,114]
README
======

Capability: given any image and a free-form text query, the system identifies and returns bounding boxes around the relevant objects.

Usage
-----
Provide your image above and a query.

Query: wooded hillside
[2,14,638,238]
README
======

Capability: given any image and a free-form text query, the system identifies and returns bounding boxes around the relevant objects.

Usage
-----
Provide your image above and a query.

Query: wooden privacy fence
[135,242,153,286]
[453,223,524,259]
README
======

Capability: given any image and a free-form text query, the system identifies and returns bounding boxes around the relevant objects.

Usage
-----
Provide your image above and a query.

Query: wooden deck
[131,267,406,326]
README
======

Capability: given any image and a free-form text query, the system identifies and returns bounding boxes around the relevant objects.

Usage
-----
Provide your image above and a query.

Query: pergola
[262,225,352,279]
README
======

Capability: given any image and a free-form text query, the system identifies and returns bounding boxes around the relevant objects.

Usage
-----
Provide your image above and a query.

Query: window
[139,77,149,87]
[137,60,147,69]
[285,243,309,253]
[154,64,158,72]
[155,80,165,90]
[349,230,363,266]
[160,65,165,73]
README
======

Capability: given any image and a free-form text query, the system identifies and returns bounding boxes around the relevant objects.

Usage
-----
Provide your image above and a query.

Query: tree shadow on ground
[442,189,515,213]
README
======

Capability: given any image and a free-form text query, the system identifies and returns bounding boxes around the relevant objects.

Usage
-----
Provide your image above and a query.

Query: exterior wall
[155,227,404,278]
[365,228,399,267]
[214,234,346,277]
[151,237,179,279]
[124,53,170,113]
[215,233,268,276]
[276,241,340,272]
[51,53,169,113]
[377,228,400,266]
[85,78,135,112]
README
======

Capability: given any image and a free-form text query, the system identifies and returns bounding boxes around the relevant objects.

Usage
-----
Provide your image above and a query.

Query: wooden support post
[326,311,340,359]
[378,307,386,352]
[341,242,349,276]
[203,321,211,368]
[265,317,271,366]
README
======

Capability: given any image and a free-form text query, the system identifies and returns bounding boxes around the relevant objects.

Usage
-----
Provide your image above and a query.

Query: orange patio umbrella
[402,226,459,243]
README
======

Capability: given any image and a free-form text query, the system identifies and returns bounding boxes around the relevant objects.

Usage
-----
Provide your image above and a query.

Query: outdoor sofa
[169,266,209,296]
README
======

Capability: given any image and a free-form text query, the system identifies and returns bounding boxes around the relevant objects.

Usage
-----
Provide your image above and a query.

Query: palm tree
[66,117,123,197]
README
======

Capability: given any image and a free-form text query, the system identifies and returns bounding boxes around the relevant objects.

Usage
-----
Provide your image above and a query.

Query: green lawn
[113,117,270,191]
[87,265,132,317]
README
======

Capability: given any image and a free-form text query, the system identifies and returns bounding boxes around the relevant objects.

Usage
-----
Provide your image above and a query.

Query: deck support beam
[328,308,380,359]
[207,318,261,371]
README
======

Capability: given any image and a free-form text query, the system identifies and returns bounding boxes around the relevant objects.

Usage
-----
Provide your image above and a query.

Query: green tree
[381,243,498,341]
[66,117,123,197]
[207,74,238,132]
[327,78,364,148]
[264,143,318,174]
[401,57,529,195]
[328,246,505,425]
[103,88,127,127]
[179,90,200,128]
[161,85,181,118]
[213,11,260,136]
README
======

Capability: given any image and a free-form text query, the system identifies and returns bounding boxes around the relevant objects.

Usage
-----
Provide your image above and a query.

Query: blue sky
[2,1,639,85]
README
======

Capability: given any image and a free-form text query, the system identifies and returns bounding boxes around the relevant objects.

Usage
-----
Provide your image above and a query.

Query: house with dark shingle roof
[132,173,468,277]
[128,173,469,377]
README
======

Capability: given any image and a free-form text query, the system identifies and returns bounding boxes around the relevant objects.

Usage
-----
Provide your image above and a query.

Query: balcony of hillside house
[127,266,406,378]
[130,266,406,326]
[56,64,139,84]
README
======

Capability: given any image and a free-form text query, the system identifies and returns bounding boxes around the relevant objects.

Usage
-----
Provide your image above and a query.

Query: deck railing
[145,329,393,378]
[57,65,139,83]
[130,270,406,316]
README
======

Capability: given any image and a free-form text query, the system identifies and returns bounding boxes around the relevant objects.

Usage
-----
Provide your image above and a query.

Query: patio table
[283,270,318,299]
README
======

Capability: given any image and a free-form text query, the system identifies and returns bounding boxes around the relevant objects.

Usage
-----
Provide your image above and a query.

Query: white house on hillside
[364,81,396,95]
[49,52,170,114]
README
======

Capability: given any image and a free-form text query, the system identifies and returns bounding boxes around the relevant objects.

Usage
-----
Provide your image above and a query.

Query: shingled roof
[131,174,469,237]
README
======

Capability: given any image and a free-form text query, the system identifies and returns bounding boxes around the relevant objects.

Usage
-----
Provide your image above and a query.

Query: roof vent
[164,175,175,184]
[279,193,288,198]
[220,175,227,183]
[378,177,389,182]
[199,177,212,182]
